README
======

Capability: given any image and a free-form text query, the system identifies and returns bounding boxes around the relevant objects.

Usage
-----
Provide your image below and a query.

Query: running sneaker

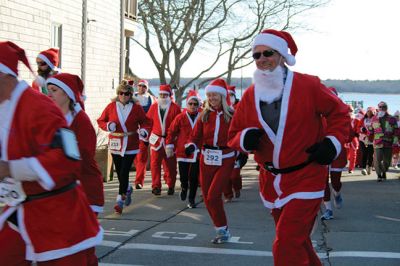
[361,169,367,175]
[125,185,133,206]
[135,183,143,190]
[333,194,343,209]
[167,187,175,195]
[187,200,196,209]
[367,166,372,175]
[114,199,124,214]
[321,209,333,220]
[211,228,231,244]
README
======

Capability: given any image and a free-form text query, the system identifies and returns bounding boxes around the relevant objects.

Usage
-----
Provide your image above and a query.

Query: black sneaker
[135,183,142,189]
[180,189,187,201]
[187,200,196,208]
[382,172,387,180]
[167,187,175,195]
[152,187,161,195]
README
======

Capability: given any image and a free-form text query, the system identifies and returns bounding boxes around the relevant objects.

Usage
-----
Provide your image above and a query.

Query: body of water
[149,86,400,113]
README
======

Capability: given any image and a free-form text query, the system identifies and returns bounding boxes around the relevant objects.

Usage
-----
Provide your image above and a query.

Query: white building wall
[85,0,121,121]
[0,0,122,122]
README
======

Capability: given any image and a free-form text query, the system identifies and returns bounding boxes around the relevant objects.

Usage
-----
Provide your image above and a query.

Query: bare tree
[134,0,327,105]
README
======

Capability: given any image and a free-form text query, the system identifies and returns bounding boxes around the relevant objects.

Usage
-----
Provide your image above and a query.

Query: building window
[125,0,137,20]
[51,23,62,67]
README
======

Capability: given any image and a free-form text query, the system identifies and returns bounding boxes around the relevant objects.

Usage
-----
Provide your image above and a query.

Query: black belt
[264,160,311,175]
[203,145,229,150]
[23,182,77,203]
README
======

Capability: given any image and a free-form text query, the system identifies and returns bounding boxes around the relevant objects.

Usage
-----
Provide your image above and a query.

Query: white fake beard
[253,66,284,103]
[158,97,170,109]
[377,111,386,118]
[136,94,149,106]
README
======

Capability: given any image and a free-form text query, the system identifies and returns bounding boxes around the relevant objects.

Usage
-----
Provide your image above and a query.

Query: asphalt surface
[96,158,400,266]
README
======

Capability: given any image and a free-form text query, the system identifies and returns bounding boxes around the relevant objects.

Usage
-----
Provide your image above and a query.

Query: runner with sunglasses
[166,89,202,208]
[32,48,61,95]
[228,29,350,265]
[97,80,152,214]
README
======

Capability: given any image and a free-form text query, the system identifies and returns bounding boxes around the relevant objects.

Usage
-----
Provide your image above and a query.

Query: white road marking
[104,229,139,237]
[375,215,400,222]
[98,242,400,259]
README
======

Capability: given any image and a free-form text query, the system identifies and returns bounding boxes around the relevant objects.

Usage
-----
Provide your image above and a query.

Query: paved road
[96,158,400,266]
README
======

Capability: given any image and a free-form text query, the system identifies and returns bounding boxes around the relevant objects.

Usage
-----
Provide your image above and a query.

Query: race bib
[149,133,159,145]
[204,149,222,166]
[0,178,26,206]
[109,138,122,151]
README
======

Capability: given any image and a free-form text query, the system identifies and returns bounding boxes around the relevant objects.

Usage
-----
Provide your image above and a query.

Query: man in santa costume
[133,79,156,189]
[0,41,102,265]
[32,48,61,94]
[228,29,350,265]
[147,84,181,195]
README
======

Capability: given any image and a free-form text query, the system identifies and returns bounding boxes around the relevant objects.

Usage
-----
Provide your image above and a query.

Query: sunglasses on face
[119,91,132,96]
[252,49,275,60]
[187,102,199,106]
[378,106,387,109]
[36,61,47,67]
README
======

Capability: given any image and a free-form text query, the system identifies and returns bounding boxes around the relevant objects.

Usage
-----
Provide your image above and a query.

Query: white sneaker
[361,169,367,175]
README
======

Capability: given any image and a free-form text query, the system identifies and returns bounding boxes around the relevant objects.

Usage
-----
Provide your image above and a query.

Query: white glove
[165,147,174,158]
[108,122,116,132]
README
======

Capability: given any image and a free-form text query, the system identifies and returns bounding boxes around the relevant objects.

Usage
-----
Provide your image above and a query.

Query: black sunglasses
[252,50,275,60]
[36,61,47,66]
[119,91,132,96]
[187,102,199,106]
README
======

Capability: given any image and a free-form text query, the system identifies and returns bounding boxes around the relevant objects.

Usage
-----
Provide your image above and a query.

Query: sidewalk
[97,158,400,265]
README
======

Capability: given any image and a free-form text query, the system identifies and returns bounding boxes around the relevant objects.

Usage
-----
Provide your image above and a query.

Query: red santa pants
[223,167,242,199]
[347,139,359,171]
[200,156,234,228]
[150,147,177,189]
[0,222,97,266]
[324,171,342,202]
[134,141,149,186]
[271,198,322,266]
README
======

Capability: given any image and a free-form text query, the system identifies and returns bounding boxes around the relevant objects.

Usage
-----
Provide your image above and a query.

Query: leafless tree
[134,0,327,105]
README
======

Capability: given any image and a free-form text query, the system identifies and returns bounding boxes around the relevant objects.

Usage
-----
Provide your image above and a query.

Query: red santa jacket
[147,101,181,151]
[166,109,201,162]
[97,101,152,156]
[68,108,104,213]
[0,81,102,261]
[228,71,350,209]
[189,108,235,158]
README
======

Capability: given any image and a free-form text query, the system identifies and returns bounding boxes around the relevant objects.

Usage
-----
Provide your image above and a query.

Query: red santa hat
[252,29,298,66]
[0,41,34,77]
[367,106,376,115]
[205,78,231,106]
[46,73,85,110]
[138,79,149,88]
[186,89,201,104]
[227,85,236,96]
[37,48,60,70]
[159,84,172,95]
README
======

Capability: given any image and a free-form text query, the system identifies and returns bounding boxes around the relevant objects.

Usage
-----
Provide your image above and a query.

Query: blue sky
[130,0,400,80]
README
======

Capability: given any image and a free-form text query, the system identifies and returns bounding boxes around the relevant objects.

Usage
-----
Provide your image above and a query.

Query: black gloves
[306,138,337,165]
[236,153,248,168]
[185,144,196,155]
[243,129,263,151]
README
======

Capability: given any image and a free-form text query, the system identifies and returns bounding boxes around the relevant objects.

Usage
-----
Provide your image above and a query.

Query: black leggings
[360,142,374,168]
[178,161,199,201]
[112,154,136,195]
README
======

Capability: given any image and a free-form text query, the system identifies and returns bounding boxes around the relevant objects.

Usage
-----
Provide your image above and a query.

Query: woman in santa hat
[0,41,102,265]
[359,107,376,175]
[47,73,104,215]
[97,80,152,214]
[165,89,202,208]
[185,78,235,244]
